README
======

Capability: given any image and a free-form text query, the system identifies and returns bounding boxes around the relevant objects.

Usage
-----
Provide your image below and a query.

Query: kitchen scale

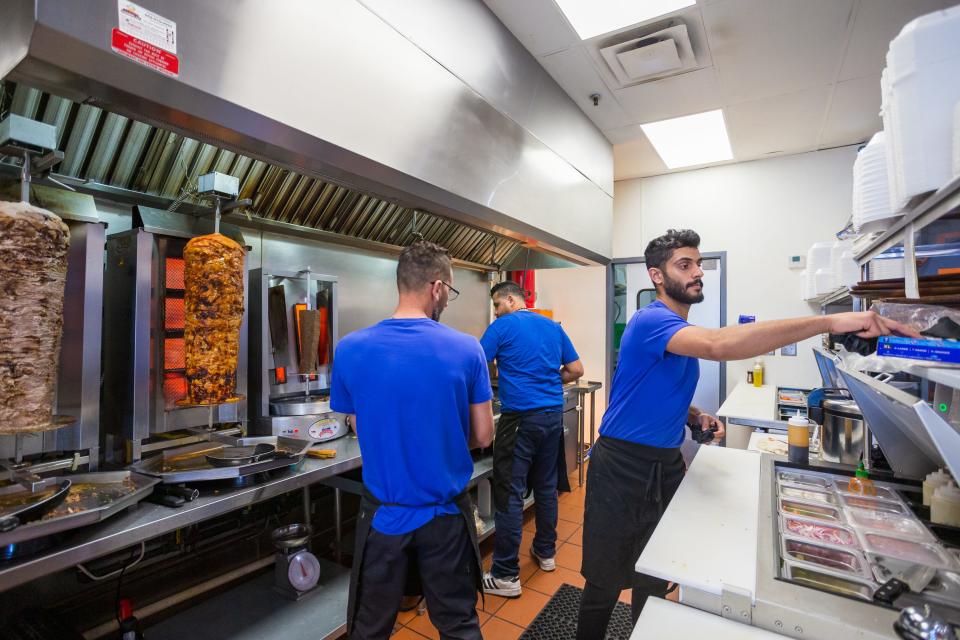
[268,393,348,442]
[272,524,321,600]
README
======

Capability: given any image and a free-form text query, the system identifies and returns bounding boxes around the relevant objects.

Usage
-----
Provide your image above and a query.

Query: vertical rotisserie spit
[0,201,70,432]
[180,233,245,405]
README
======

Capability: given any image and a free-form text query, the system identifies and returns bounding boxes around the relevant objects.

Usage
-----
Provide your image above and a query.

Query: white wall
[614,146,859,395]
[535,267,608,421]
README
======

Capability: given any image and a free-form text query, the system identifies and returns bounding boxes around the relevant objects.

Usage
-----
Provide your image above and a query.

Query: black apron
[492,410,571,513]
[580,436,685,591]
[346,488,483,635]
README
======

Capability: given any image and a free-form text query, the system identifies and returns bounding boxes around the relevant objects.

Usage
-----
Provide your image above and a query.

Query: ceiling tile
[819,74,881,148]
[604,124,646,145]
[614,67,722,123]
[482,0,580,56]
[724,85,832,158]
[839,0,952,81]
[539,47,634,131]
[614,135,668,180]
[703,0,855,104]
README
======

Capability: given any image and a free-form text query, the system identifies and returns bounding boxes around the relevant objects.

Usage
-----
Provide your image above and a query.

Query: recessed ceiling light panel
[640,109,733,169]
[554,0,697,40]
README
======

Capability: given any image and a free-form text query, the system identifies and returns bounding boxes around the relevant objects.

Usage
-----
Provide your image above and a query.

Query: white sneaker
[482,571,521,598]
[530,549,556,572]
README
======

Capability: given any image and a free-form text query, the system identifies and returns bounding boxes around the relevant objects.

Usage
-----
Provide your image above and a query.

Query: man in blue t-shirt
[331,240,494,640]
[479,281,583,598]
[575,229,919,640]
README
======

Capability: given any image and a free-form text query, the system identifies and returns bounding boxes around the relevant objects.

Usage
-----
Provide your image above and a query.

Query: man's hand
[698,413,725,444]
[827,311,921,339]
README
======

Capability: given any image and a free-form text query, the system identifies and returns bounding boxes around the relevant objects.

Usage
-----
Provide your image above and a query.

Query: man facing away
[479,280,584,598]
[576,229,918,640]
[331,240,495,640]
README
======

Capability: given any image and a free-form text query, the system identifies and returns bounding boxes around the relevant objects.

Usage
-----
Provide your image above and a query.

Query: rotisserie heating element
[181,233,245,405]
[0,201,70,432]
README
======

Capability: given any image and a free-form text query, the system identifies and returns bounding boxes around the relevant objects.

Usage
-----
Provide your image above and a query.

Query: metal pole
[589,390,597,449]
[302,487,311,551]
[578,391,585,487]
[334,487,342,563]
[20,150,30,203]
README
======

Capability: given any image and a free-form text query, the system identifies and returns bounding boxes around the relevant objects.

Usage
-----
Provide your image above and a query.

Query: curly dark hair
[397,240,452,292]
[644,229,701,271]
[490,280,525,299]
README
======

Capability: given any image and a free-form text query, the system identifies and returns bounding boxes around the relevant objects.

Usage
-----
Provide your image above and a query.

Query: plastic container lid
[778,470,832,489]
[840,494,906,514]
[859,532,958,570]
[846,508,934,541]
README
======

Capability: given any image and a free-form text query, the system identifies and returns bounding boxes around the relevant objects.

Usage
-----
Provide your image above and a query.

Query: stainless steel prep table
[0,436,364,592]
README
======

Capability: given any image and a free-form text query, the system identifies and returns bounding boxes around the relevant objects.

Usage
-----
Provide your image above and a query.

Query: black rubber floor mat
[519,583,633,640]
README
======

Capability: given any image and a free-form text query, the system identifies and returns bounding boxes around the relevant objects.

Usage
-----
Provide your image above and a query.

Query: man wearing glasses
[331,240,495,639]
[479,281,584,598]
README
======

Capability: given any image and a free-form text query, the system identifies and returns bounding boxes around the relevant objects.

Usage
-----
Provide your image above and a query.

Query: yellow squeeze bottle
[753,360,764,387]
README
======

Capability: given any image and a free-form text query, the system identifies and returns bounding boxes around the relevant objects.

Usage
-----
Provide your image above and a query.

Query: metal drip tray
[0,471,159,546]
[269,395,331,417]
[130,436,313,483]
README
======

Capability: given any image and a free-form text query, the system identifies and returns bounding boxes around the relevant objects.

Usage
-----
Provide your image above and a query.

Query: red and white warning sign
[112,1,179,77]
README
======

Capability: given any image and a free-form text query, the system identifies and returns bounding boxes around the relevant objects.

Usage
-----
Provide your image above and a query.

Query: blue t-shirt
[599,301,699,448]
[330,318,492,535]
[479,310,579,412]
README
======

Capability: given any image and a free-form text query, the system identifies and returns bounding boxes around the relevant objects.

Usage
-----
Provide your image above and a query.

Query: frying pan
[0,478,72,532]
[205,443,277,468]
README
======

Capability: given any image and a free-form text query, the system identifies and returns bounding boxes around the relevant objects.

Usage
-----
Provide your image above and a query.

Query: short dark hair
[397,240,452,292]
[644,229,700,271]
[490,281,524,299]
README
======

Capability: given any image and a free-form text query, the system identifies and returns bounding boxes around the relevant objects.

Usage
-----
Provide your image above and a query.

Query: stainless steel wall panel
[4,0,612,261]
[358,0,613,197]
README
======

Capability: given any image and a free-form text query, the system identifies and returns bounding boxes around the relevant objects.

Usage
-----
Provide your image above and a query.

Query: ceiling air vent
[600,23,697,86]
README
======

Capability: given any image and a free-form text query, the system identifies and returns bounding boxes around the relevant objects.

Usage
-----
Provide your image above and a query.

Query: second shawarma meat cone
[0,201,70,433]
[181,233,245,404]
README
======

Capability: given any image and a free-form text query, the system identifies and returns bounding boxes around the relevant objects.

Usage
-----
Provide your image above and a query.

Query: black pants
[576,581,650,640]
[576,437,685,640]
[350,515,481,640]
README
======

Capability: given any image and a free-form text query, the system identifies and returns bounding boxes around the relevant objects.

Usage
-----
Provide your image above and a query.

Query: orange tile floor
[389,467,673,639]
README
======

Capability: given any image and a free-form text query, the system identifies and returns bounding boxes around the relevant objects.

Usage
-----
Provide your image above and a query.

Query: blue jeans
[491,410,562,579]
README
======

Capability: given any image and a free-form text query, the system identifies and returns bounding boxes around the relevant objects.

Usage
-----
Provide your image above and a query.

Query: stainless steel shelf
[0,437,364,592]
[145,559,349,640]
[856,174,960,266]
[902,361,960,390]
[812,286,852,307]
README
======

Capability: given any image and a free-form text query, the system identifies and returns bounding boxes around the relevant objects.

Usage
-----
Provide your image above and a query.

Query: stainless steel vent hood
[0,81,525,269]
[0,0,612,265]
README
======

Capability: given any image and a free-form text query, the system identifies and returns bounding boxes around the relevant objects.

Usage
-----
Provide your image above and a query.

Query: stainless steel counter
[0,435,503,593]
[0,436,364,592]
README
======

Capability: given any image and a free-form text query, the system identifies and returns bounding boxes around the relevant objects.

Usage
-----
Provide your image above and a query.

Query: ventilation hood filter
[600,23,697,86]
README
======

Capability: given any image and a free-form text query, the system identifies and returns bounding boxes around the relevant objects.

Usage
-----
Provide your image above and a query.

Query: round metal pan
[0,478,72,532]
[205,443,276,467]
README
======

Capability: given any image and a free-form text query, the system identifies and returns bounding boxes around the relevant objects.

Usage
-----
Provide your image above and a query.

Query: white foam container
[884,5,960,209]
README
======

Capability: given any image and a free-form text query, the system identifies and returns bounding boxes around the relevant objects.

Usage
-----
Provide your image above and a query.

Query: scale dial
[287,550,321,592]
[308,417,341,440]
